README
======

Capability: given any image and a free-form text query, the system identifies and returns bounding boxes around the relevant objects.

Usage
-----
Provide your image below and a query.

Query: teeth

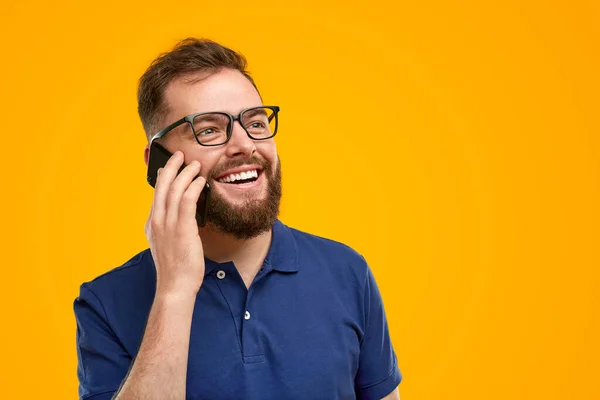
[217,169,259,183]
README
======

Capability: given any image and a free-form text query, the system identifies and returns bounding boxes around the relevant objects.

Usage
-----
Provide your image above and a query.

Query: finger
[146,178,158,239]
[153,151,185,224]
[165,160,202,228]
[179,175,207,230]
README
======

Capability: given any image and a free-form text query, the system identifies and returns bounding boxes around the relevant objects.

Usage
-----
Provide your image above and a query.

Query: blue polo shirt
[74,219,401,400]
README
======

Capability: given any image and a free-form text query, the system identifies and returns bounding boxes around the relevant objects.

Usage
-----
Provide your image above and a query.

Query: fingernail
[157,168,162,176]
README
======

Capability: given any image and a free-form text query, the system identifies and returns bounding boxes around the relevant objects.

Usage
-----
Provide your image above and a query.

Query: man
[74,38,401,400]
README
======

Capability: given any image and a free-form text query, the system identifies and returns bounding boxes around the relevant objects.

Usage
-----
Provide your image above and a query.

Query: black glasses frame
[150,105,280,146]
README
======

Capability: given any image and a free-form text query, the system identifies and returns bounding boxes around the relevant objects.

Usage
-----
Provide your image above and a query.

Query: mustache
[208,156,270,180]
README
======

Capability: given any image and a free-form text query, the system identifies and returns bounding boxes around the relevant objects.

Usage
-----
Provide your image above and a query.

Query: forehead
[162,68,262,118]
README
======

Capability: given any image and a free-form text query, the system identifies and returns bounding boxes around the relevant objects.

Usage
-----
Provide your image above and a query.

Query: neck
[198,224,273,279]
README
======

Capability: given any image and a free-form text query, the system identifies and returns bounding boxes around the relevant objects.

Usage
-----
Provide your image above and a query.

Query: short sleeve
[74,284,131,400]
[354,265,402,400]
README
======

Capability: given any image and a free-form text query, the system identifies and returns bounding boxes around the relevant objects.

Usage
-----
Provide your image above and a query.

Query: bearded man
[74,38,402,400]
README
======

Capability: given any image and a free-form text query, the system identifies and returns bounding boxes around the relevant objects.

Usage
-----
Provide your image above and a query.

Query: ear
[144,143,150,167]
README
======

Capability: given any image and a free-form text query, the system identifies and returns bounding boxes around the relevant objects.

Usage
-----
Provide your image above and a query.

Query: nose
[225,119,256,158]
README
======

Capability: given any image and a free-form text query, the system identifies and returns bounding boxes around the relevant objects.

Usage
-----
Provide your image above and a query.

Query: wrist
[155,282,202,301]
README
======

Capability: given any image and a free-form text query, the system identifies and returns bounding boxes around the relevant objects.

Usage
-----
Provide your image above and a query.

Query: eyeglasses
[150,105,280,146]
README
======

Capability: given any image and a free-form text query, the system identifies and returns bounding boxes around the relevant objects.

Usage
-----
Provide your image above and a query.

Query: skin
[114,67,399,400]
[382,387,401,400]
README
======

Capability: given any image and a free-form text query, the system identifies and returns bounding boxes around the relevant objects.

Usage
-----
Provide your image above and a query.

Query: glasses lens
[192,113,230,145]
[242,107,277,139]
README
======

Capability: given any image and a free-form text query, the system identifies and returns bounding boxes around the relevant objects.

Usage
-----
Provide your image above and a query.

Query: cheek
[203,158,224,178]
[185,150,221,178]
[257,142,278,164]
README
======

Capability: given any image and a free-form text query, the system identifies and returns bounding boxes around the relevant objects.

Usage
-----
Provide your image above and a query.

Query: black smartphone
[146,141,211,227]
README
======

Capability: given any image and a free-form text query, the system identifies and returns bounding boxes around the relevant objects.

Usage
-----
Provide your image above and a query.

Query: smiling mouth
[216,169,260,185]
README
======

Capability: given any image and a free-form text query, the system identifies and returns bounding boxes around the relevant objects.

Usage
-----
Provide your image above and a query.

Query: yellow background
[1,0,598,398]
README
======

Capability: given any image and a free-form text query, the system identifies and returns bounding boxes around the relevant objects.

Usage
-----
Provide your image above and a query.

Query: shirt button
[216,270,226,279]
[244,311,251,320]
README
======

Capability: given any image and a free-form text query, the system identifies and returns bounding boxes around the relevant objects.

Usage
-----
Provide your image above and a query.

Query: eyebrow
[242,108,269,119]
[193,113,230,123]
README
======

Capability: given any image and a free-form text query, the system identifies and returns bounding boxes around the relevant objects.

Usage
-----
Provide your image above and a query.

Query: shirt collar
[265,219,300,273]
[204,219,299,276]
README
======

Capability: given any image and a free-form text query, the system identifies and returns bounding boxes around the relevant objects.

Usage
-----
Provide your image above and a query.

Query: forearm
[113,289,197,400]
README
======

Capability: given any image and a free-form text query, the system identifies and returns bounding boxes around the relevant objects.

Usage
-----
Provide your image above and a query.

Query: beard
[202,155,282,240]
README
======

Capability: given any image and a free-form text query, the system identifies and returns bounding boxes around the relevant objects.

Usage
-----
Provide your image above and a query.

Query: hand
[145,150,207,296]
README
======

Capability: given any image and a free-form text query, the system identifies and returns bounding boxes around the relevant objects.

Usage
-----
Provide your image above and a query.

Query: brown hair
[137,38,258,141]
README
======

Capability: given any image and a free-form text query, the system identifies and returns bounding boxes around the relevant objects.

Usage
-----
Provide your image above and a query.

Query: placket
[213,261,269,364]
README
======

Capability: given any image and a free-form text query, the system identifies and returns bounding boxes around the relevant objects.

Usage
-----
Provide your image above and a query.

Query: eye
[248,121,266,129]
[197,127,216,136]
